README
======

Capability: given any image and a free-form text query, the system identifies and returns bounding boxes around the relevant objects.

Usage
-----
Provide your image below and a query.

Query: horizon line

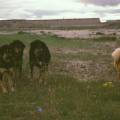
[0,18,120,22]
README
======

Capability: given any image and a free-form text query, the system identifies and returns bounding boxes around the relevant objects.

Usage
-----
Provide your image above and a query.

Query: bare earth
[29,29,120,38]
[0,29,120,38]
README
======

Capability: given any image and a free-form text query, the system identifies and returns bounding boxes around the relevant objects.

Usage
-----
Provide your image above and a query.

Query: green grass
[0,33,35,45]
[0,33,119,120]
[39,35,95,49]
[0,32,114,49]
[93,36,117,42]
[0,33,91,48]
[0,74,120,120]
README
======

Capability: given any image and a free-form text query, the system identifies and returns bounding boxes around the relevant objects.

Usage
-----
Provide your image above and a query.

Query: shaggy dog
[10,40,25,79]
[29,40,51,83]
[0,40,25,93]
[112,48,120,79]
[0,45,14,93]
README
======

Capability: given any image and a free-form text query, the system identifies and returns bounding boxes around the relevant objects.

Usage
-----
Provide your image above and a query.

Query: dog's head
[10,40,25,57]
[31,40,46,58]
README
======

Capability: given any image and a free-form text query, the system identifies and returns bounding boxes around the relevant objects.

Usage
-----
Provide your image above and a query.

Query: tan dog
[112,48,120,79]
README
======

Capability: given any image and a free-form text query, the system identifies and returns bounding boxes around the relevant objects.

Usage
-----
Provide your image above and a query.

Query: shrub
[96,32,105,35]
[17,31,27,34]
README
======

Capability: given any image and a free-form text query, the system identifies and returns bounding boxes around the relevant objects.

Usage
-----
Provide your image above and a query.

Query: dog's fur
[112,48,120,79]
[10,40,25,79]
[0,44,14,93]
[0,40,25,93]
[29,40,51,83]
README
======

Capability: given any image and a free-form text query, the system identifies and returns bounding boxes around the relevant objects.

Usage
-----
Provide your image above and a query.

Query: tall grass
[0,33,119,120]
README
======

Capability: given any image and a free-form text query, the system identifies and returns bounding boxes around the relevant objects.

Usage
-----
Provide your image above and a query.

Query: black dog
[29,40,51,83]
[0,44,15,93]
[0,40,25,93]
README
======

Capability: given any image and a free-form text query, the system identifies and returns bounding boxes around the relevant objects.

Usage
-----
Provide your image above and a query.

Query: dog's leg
[8,79,15,92]
[30,64,34,81]
[11,68,16,88]
[3,70,15,92]
[0,80,7,93]
[18,63,22,79]
[116,63,120,80]
[38,66,47,85]
[42,65,49,85]
[0,71,8,93]
[38,67,43,84]
[9,70,15,92]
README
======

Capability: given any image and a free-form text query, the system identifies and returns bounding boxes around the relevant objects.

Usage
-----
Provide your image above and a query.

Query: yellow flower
[103,83,108,87]
[102,82,114,88]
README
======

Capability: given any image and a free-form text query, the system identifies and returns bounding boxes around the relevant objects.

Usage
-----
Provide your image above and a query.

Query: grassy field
[0,32,120,120]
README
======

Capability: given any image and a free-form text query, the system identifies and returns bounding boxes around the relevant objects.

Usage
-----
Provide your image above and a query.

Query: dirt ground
[29,29,120,38]
[0,29,120,38]
[49,40,118,81]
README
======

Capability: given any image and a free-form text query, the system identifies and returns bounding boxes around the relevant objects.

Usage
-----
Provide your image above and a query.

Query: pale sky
[0,0,120,21]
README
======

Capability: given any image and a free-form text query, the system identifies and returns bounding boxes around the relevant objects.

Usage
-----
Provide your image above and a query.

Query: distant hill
[0,18,119,30]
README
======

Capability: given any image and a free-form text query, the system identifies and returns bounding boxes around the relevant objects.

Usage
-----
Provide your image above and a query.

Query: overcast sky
[0,0,120,21]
